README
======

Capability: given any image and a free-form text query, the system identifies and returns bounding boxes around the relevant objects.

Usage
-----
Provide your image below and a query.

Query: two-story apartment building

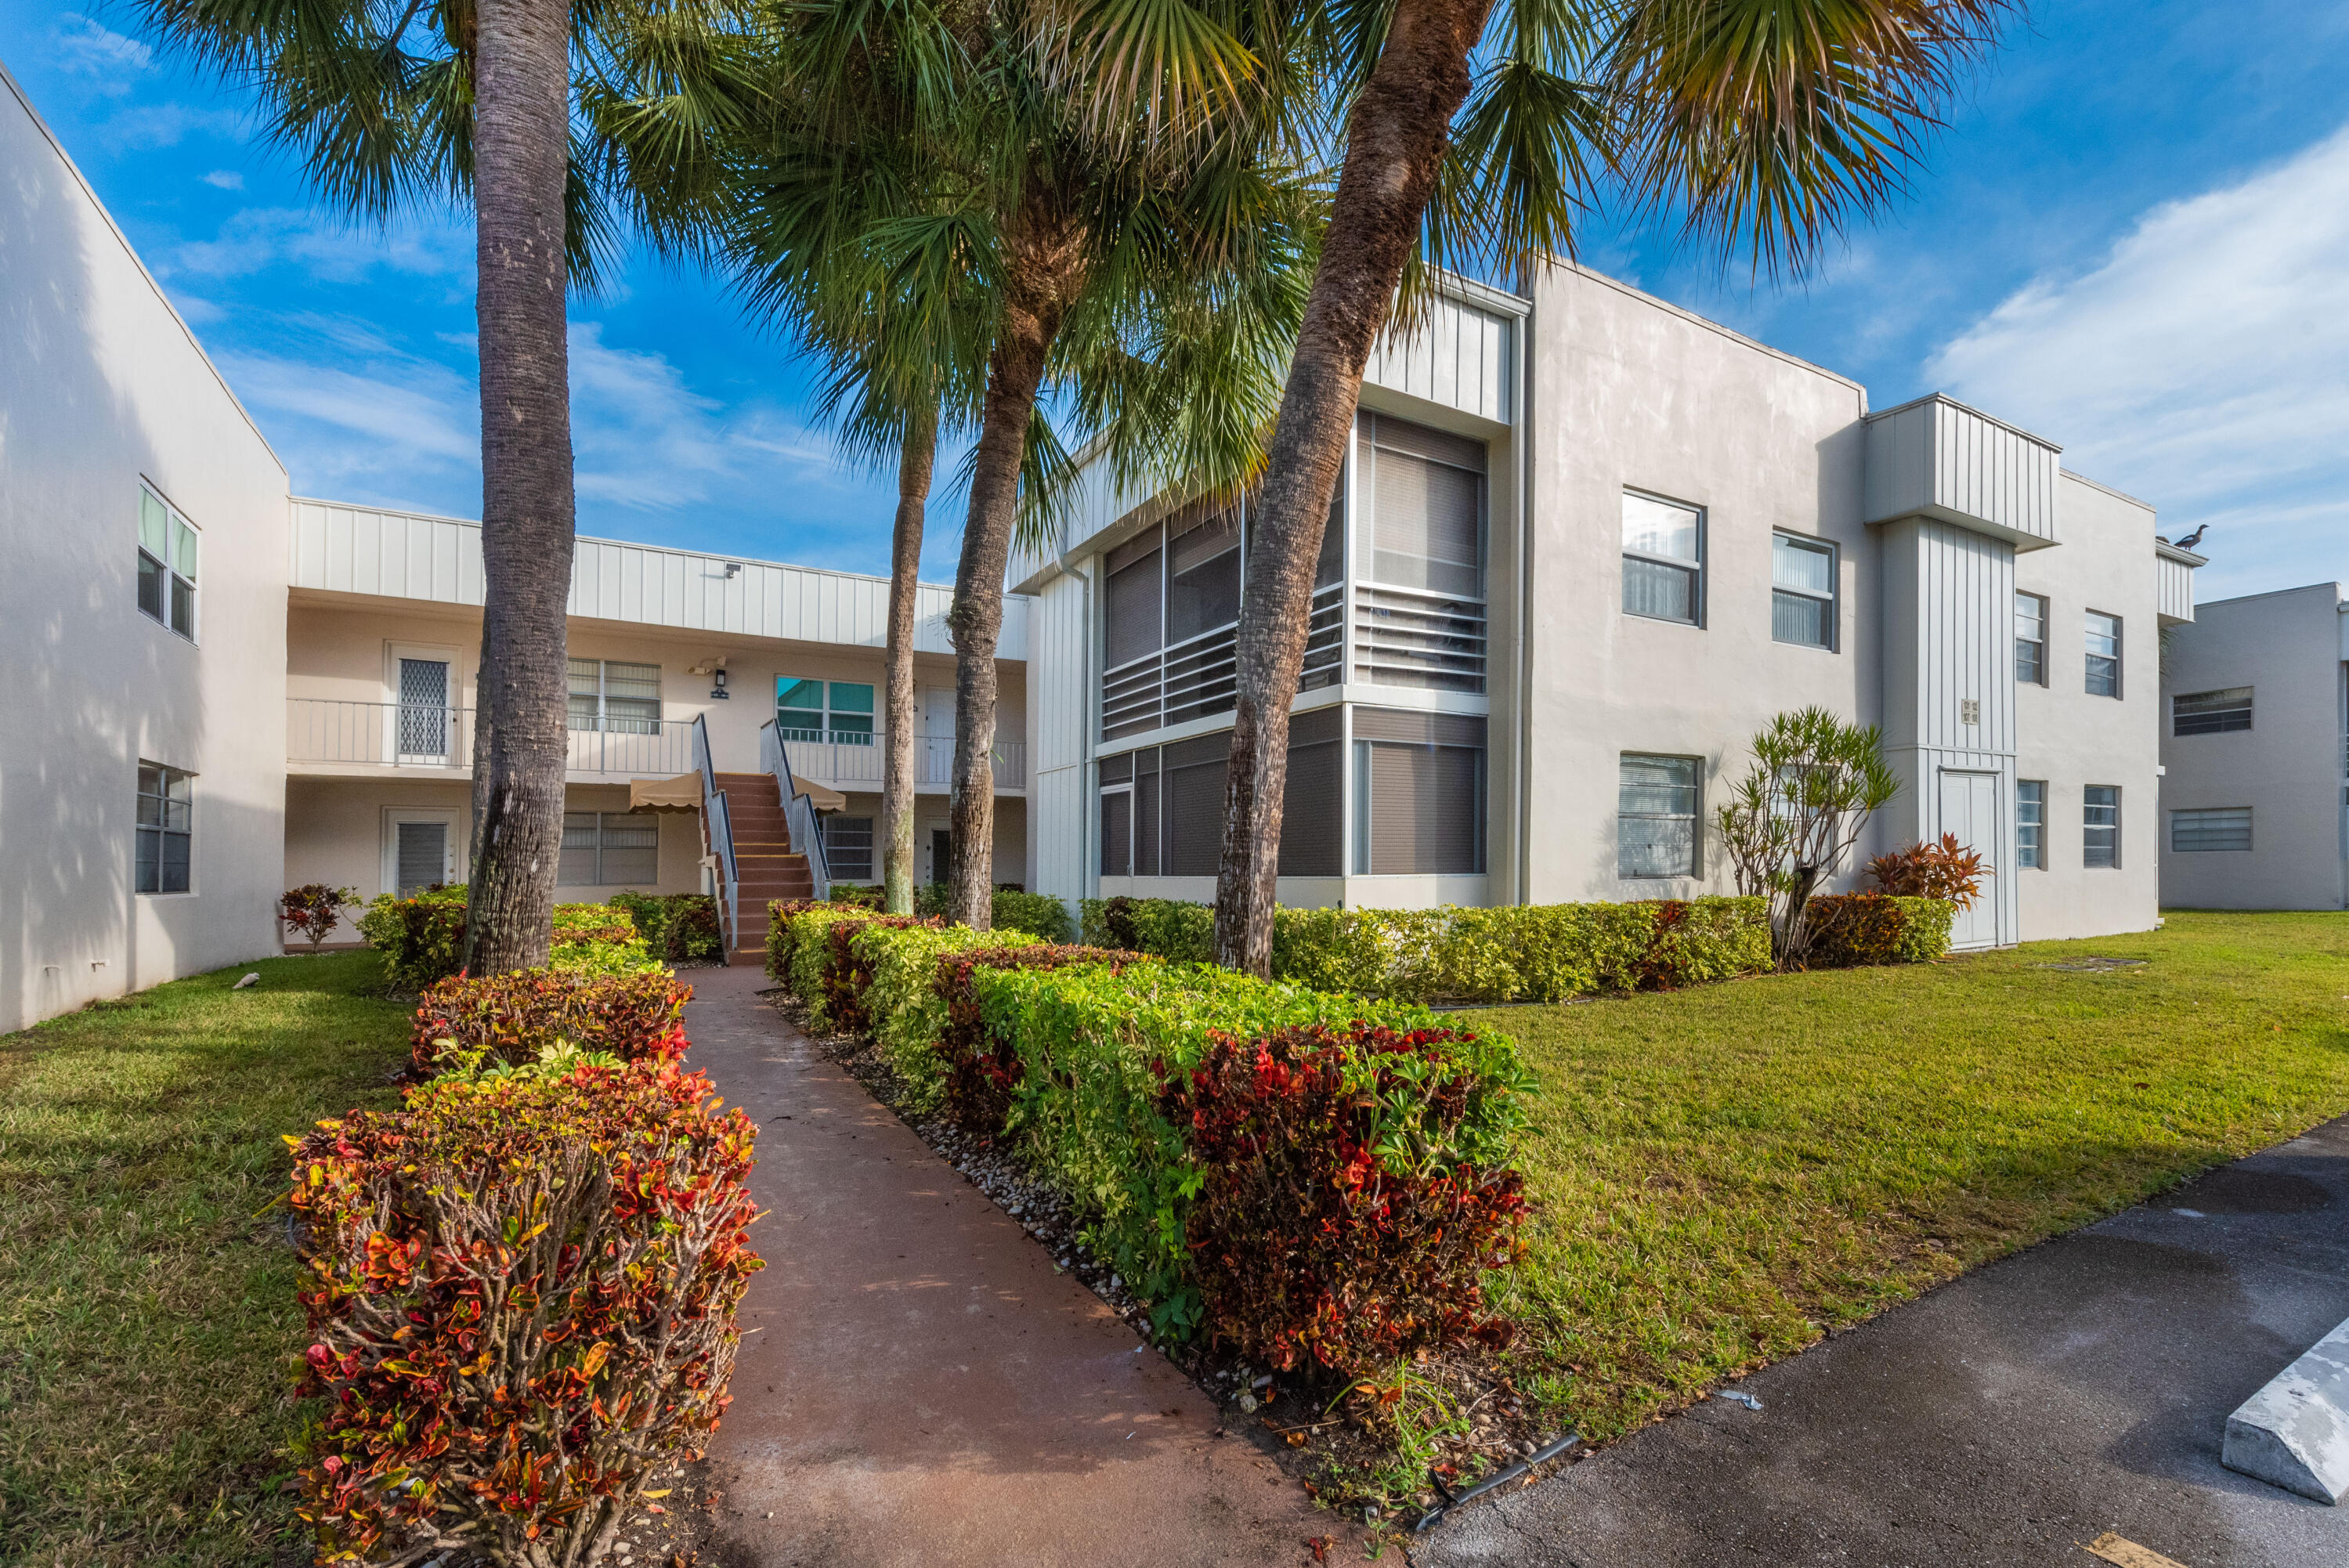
[1,60,1030,1031]
[1012,263,2202,947]
[2157,583,2349,910]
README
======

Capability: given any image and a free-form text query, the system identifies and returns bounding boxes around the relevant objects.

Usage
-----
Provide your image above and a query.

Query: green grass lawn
[1462,910,2349,1443]
[0,952,408,1568]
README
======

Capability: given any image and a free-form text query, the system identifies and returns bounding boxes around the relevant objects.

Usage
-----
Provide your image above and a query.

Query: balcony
[779,728,1027,793]
[287,699,697,779]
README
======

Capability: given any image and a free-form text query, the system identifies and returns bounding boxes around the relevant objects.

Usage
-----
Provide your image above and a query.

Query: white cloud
[97,101,247,150]
[201,170,244,190]
[1927,124,2349,595]
[168,208,469,282]
[52,15,151,90]
[216,327,480,490]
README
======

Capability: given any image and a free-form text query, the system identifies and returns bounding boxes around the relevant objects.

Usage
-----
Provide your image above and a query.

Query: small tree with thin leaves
[1715,706,1900,969]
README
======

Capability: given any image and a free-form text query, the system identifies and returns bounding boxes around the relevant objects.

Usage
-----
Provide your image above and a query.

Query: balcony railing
[287,699,697,776]
[779,729,1027,791]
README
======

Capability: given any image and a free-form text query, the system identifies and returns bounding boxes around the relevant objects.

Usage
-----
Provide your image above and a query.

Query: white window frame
[1769,532,1838,652]
[2084,611,2122,699]
[2015,779,2046,869]
[137,482,199,642]
[777,677,876,745]
[381,807,461,898]
[136,761,194,894]
[1620,490,1705,627]
[559,810,661,887]
[2083,785,2121,869]
[569,657,663,735]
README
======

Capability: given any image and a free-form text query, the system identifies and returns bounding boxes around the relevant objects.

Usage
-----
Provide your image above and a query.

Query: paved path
[682,964,1339,1568]
[1422,1115,2349,1568]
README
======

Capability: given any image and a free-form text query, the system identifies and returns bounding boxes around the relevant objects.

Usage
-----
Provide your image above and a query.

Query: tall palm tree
[734,0,1322,930]
[130,0,761,970]
[1042,0,2013,973]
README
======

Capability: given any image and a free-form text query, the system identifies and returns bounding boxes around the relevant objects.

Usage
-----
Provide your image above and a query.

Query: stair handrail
[760,718,831,901]
[692,714,740,957]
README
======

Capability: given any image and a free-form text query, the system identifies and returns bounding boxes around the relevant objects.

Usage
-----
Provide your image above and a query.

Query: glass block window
[1617,754,1700,878]
[777,679,876,743]
[559,811,660,886]
[2171,807,2252,853]
[136,762,193,894]
[2016,779,2045,869]
[1621,492,1701,624]
[2173,687,2252,735]
[2084,612,2122,698]
[137,486,198,639]
[825,815,875,880]
[568,659,662,733]
[1771,533,1837,649]
[2015,592,2046,685]
[2083,786,2120,868]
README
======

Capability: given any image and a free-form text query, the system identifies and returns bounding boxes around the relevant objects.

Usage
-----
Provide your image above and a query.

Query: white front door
[1937,770,2001,949]
[383,808,461,897]
[920,687,956,786]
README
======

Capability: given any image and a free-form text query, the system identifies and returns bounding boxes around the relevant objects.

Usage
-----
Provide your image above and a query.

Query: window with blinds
[1359,417,1483,598]
[137,486,199,640]
[1621,491,1702,625]
[559,811,660,885]
[1349,709,1485,876]
[569,659,662,733]
[1096,712,1342,879]
[2084,612,2122,698]
[2015,592,2047,685]
[825,816,875,880]
[1770,534,1836,650]
[2173,687,2252,735]
[2171,806,2251,853]
[1617,754,1699,877]
[2017,780,2046,869]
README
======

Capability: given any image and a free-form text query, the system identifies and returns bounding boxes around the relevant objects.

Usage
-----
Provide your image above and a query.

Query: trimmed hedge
[859,925,1046,1115]
[609,891,725,963]
[1082,894,1774,1002]
[288,1057,759,1564]
[407,969,693,1078]
[356,887,657,989]
[1805,893,1956,967]
[932,943,1152,1133]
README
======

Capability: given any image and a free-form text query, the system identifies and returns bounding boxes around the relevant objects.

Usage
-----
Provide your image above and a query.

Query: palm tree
[129,0,761,970]
[1040,0,2013,973]
[732,0,1322,930]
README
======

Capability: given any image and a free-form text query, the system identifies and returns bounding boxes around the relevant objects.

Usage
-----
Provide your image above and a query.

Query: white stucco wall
[1,66,288,1031]
[2158,583,2347,910]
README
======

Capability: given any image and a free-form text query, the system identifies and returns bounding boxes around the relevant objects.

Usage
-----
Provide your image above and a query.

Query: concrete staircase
[717,771,813,963]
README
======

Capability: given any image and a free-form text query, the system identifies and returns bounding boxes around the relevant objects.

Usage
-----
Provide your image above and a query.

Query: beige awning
[630,773,704,813]
[794,777,850,814]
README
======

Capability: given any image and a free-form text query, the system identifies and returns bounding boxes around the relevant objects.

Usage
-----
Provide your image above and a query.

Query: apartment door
[930,828,952,884]
[920,687,954,786]
[1937,770,2001,949]
[391,647,457,764]
[384,808,460,897]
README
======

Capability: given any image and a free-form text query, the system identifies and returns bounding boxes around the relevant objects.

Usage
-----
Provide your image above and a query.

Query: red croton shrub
[1158,1022,1530,1377]
[288,1058,761,1568]
[408,969,692,1078]
[933,944,1151,1133]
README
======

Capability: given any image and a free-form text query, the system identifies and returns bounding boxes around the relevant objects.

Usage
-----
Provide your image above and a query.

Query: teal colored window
[778,679,876,743]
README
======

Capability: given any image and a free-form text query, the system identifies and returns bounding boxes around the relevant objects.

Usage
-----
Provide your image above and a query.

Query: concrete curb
[2221,1315,2349,1505]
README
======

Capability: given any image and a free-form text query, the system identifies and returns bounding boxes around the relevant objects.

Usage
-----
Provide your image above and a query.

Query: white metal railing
[692,715,739,956]
[1100,582,1349,742]
[781,730,1026,790]
[1352,584,1487,692]
[288,699,697,775]
[763,720,830,901]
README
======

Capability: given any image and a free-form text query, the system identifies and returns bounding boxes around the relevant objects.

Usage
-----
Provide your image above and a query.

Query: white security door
[384,809,461,896]
[1937,770,2001,949]
[920,687,955,786]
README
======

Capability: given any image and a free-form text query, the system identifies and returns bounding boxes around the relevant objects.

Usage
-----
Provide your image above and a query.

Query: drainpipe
[1514,282,1534,907]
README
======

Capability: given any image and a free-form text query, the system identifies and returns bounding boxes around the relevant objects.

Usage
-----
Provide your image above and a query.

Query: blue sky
[7,1,2346,598]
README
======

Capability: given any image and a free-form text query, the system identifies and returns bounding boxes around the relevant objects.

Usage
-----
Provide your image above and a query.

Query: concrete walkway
[681,964,1339,1567]
[1422,1115,2349,1568]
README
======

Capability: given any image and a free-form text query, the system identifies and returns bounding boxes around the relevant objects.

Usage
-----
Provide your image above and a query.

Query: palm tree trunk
[882,404,937,916]
[463,0,577,975]
[1209,0,1491,975]
[945,197,1082,930]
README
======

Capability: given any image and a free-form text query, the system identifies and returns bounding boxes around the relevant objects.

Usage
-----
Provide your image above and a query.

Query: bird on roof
[2175,524,2209,551]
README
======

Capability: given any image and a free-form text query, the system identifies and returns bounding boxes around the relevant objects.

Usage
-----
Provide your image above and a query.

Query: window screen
[136,761,193,894]
[2173,687,2252,735]
[1361,417,1484,598]
[1622,492,1701,624]
[1164,739,1227,877]
[560,811,660,886]
[1349,709,1486,876]
[2016,780,2045,869]
[825,815,875,880]
[2083,786,2120,868]
[1617,754,1699,877]
[1166,504,1243,645]
[1104,535,1164,670]
[2171,807,2251,852]
[1100,789,1133,876]
[1277,708,1344,877]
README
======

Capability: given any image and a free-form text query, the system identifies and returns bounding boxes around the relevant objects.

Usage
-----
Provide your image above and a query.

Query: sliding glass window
[1621,492,1702,625]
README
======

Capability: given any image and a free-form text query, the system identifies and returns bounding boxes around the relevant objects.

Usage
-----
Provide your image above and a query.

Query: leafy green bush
[356,888,652,988]
[990,890,1074,943]
[970,961,1533,1345]
[773,905,887,1027]
[288,1057,761,1566]
[931,942,1153,1133]
[855,924,1046,1115]
[1079,894,1771,1002]
[819,913,942,1032]
[408,969,692,1078]
[1167,1021,1529,1373]
[1805,893,1955,966]
[608,891,725,963]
